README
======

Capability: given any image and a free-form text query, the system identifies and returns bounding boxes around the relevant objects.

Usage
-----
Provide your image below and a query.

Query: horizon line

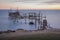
[0,8,60,10]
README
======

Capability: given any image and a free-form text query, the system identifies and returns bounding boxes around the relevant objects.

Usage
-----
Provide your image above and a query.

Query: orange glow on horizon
[0,5,60,10]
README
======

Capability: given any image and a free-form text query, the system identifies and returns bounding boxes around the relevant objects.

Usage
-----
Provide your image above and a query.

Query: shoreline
[0,29,60,38]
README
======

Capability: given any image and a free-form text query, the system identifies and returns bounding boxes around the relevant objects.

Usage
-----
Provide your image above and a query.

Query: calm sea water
[0,10,60,31]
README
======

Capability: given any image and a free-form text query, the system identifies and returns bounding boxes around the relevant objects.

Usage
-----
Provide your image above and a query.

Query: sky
[0,0,60,10]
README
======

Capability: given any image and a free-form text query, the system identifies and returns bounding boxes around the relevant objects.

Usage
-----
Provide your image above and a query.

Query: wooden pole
[25,13,26,24]
[34,13,36,29]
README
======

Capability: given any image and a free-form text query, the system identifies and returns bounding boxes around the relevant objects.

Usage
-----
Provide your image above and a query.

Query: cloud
[0,0,60,5]
[14,0,60,5]
[44,0,60,4]
[0,0,60,9]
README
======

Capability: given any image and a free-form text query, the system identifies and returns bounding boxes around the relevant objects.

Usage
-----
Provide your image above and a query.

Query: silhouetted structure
[9,11,20,19]
[8,10,48,30]
[8,10,21,24]
[42,16,47,30]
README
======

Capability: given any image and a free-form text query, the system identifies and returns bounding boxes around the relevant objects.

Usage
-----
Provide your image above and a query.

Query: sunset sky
[0,0,60,10]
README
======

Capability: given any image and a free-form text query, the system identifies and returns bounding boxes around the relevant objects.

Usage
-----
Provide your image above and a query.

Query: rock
[0,31,3,34]
[29,22,34,25]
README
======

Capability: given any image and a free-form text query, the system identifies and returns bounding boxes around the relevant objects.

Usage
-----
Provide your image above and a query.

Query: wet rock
[0,31,3,34]
[4,30,15,33]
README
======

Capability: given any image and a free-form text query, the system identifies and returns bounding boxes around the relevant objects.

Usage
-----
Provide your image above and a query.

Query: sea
[0,9,60,31]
